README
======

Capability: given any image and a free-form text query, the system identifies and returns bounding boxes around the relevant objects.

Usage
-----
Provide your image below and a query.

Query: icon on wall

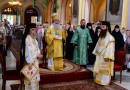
[106,0,123,25]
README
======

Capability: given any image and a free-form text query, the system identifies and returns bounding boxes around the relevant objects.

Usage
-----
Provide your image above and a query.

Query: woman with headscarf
[95,26,101,44]
[20,23,43,90]
[65,26,74,60]
[112,25,124,50]
[86,23,96,65]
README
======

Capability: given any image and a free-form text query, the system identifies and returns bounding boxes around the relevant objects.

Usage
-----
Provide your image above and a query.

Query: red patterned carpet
[10,80,127,90]
[40,80,127,90]
[10,39,93,84]
[39,60,93,84]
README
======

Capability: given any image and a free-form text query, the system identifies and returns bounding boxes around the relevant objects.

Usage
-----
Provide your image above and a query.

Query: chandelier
[8,0,22,6]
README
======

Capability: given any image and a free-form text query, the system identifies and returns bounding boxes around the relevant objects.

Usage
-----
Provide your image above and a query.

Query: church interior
[0,0,130,90]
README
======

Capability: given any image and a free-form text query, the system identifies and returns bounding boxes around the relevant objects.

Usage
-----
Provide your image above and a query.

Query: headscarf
[102,21,111,34]
[112,25,124,50]
[86,23,92,29]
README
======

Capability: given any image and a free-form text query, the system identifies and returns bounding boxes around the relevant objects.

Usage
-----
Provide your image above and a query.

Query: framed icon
[21,64,39,80]
[106,0,123,25]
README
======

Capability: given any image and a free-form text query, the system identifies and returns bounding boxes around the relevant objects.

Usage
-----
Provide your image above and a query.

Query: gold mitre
[51,13,59,20]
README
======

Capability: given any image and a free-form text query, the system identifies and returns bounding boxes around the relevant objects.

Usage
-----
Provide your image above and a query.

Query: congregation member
[71,19,92,67]
[92,23,97,32]
[0,31,4,50]
[124,30,130,72]
[121,27,127,42]
[20,23,43,90]
[95,26,101,44]
[106,21,112,34]
[45,13,66,71]
[65,26,74,60]
[62,24,68,59]
[0,22,6,50]
[86,23,96,65]
[93,21,115,85]
[73,25,77,33]
[36,22,44,50]
[112,25,124,50]
[4,19,12,35]
[41,23,47,52]
[0,22,6,35]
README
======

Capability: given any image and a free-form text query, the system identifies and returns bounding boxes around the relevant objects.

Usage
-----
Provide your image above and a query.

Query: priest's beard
[99,29,107,38]
[80,25,85,29]
[53,22,60,29]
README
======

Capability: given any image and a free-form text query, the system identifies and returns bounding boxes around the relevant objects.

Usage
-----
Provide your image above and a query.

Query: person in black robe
[95,26,101,44]
[86,23,96,65]
[112,25,124,50]
[20,23,37,70]
[107,21,112,34]
[65,27,74,60]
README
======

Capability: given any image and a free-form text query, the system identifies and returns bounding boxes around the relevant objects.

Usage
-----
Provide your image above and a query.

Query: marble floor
[0,51,130,90]
[88,66,130,90]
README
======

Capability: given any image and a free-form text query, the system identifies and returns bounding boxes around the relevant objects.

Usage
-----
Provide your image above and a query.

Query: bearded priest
[93,21,115,85]
[45,13,66,71]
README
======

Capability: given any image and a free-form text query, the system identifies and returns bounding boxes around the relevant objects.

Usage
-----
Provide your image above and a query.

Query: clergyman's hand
[37,54,43,59]
[55,35,62,40]
[104,58,109,62]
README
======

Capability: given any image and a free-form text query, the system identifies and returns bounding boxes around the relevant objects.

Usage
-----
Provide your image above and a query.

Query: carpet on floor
[10,80,127,90]
[10,39,93,84]
[10,39,21,70]
[39,60,93,84]
[10,39,127,90]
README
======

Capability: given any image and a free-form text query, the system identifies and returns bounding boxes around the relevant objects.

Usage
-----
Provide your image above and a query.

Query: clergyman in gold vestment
[93,21,115,85]
[45,13,66,71]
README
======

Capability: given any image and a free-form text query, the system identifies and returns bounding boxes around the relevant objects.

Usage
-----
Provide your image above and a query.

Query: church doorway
[2,5,18,25]
[24,8,38,25]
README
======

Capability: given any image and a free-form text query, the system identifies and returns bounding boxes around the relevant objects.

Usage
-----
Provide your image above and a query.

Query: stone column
[78,0,85,25]
[84,0,91,23]
[121,0,128,28]
[127,0,130,29]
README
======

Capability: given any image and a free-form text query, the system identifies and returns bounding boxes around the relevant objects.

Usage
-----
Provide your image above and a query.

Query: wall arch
[22,2,43,24]
[24,7,38,24]
[0,0,44,24]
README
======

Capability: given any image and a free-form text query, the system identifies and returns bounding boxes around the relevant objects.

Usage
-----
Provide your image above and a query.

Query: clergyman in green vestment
[71,19,93,66]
